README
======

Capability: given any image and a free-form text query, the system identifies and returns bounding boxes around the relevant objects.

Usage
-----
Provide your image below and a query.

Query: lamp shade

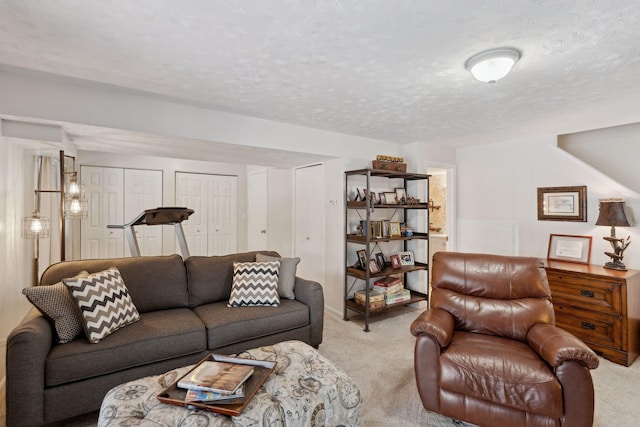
[22,211,50,239]
[595,199,631,227]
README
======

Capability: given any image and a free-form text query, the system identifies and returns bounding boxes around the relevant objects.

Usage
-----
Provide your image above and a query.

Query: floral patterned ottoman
[98,340,361,426]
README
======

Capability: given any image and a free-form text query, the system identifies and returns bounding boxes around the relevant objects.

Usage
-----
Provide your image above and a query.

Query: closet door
[124,169,163,256]
[294,164,325,284]
[81,166,124,259]
[175,172,238,256]
[247,170,268,251]
[208,174,238,255]
[176,172,208,256]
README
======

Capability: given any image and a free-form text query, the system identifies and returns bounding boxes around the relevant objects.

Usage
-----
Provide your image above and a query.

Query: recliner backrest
[431,252,555,341]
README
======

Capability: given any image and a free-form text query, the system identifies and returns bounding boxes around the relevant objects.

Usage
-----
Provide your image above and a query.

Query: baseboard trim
[325,306,342,318]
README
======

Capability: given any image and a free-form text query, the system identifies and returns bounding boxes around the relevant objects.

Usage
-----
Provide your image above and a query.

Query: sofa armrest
[410,308,455,348]
[527,323,599,369]
[293,276,324,347]
[6,308,54,427]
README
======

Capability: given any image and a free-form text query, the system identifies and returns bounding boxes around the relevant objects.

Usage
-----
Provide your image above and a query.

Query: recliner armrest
[410,308,455,348]
[527,323,599,369]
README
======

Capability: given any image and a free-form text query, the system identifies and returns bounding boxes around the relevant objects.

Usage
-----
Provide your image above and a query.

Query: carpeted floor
[2,306,639,426]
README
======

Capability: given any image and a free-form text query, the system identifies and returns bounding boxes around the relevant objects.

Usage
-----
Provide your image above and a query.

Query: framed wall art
[537,186,587,222]
[547,234,592,264]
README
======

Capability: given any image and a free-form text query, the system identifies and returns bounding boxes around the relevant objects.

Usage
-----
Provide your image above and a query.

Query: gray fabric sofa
[6,251,324,427]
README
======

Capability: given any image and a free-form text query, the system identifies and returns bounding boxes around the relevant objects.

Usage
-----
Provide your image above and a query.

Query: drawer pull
[581,322,596,330]
[580,290,595,298]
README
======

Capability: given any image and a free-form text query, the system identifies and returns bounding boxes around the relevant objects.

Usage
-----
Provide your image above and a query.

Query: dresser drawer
[546,271,622,315]
[553,308,622,350]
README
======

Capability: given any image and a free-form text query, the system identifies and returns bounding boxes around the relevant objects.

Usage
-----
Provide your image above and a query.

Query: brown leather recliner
[411,252,599,427]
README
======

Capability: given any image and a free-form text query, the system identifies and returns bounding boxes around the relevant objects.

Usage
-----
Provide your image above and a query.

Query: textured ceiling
[1,0,640,160]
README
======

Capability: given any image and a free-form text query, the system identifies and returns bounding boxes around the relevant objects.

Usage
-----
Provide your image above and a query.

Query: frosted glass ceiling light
[466,48,520,83]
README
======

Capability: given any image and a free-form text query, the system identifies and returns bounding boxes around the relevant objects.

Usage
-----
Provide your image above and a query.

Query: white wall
[558,122,640,195]
[0,67,399,160]
[457,136,640,269]
[0,139,37,380]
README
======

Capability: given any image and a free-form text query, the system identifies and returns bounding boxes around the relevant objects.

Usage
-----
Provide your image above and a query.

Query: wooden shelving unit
[344,168,430,331]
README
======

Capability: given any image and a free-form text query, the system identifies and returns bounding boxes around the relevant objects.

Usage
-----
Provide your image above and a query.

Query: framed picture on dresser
[547,234,592,264]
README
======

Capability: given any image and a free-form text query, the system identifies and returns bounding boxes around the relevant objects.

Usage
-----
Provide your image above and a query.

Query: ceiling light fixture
[465,48,521,83]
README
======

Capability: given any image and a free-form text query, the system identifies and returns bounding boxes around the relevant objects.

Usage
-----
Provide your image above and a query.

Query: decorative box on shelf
[354,290,385,309]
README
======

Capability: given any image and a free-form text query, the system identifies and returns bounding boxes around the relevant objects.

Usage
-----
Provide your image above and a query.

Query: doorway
[427,166,455,284]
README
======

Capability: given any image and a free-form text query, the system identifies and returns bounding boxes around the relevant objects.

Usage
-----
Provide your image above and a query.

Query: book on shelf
[385,288,411,304]
[185,385,245,403]
[373,276,402,287]
[177,360,254,394]
[373,277,403,295]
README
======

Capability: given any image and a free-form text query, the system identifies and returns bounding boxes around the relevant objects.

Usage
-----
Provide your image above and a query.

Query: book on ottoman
[178,360,253,394]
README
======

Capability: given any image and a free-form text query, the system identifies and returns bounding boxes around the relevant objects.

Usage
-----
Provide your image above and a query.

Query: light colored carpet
[1,306,639,426]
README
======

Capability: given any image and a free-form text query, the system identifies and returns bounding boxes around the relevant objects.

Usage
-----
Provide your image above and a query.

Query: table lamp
[595,199,632,271]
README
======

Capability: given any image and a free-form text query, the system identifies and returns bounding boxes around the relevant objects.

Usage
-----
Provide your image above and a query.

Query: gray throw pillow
[22,270,89,344]
[64,267,140,343]
[256,253,300,299]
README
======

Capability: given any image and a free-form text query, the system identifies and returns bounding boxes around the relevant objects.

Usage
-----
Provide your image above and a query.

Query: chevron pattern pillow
[64,267,140,343]
[228,261,280,307]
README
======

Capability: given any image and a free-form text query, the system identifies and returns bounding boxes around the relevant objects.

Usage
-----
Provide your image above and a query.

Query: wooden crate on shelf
[372,160,407,172]
[354,290,385,309]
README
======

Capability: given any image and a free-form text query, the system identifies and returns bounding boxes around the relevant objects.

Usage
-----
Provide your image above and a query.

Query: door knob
[261,230,267,234]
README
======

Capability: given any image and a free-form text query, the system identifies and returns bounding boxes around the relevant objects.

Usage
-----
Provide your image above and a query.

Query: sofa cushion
[186,251,280,308]
[41,254,190,313]
[45,308,206,387]
[22,270,89,343]
[256,253,300,299]
[194,299,309,349]
[228,261,280,307]
[64,267,140,343]
[440,331,563,417]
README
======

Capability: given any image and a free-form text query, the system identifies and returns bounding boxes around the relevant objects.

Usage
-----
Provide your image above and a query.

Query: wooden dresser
[544,261,640,366]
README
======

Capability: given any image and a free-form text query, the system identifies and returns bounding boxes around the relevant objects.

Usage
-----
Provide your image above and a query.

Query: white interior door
[294,164,325,283]
[208,174,238,255]
[247,170,268,251]
[124,169,163,256]
[176,172,208,256]
[81,166,124,259]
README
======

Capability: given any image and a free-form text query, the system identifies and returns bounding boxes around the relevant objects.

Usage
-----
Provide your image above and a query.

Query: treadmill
[108,207,194,258]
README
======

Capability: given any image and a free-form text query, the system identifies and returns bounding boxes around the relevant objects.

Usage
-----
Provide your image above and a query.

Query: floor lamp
[21,151,88,285]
